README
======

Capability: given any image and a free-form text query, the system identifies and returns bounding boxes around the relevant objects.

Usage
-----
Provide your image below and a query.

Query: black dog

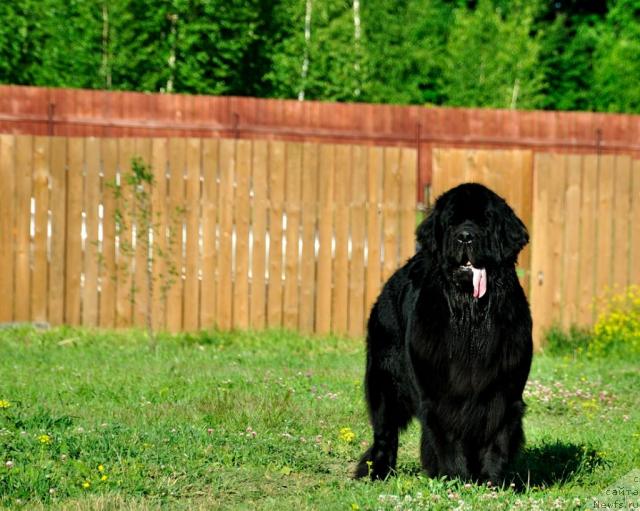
[355,183,532,483]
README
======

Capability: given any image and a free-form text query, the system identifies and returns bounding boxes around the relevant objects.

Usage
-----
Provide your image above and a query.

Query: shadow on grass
[509,440,608,491]
[395,440,607,490]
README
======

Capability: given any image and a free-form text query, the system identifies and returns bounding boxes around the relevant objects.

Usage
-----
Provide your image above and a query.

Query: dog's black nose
[457,230,473,244]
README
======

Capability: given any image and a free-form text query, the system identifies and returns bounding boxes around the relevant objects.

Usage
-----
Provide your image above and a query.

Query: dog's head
[416,183,528,298]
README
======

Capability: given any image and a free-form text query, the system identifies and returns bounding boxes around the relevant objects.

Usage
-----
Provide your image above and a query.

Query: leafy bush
[590,286,640,357]
[544,286,640,357]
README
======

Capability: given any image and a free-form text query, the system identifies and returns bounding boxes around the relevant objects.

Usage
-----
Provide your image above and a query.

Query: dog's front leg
[478,400,525,483]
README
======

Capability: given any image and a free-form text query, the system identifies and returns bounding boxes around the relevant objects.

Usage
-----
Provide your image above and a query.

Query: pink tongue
[471,267,487,298]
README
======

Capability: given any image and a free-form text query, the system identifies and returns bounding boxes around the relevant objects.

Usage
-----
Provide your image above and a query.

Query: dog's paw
[354,448,394,480]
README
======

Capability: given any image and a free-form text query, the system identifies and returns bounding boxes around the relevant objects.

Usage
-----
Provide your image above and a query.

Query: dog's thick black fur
[355,183,533,483]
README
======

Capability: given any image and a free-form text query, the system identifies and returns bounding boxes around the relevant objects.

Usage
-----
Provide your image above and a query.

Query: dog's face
[417,183,528,298]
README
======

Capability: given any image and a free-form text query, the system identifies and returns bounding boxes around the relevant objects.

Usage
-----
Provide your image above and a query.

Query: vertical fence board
[365,146,383,316]
[234,139,251,329]
[612,156,632,291]
[267,141,285,328]
[0,135,16,321]
[315,144,334,335]
[530,153,553,348]
[517,151,534,295]
[577,155,598,325]
[431,149,465,199]
[561,155,582,328]
[99,138,117,328]
[631,159,640,285]
[49,138,67,325]
[595,155,615,297]
[332,144,350,335]
[431,148,447,198]
[382,148,401,281]
[116,138,136,327]
[150,138,168,331]
[283,142,302,330]
[430,149,444,200]
[133,138,152,328]
[183,137,201,331]
[547,154,567,329]
[65,138,84,325]
[400,148,418,262]
[201,138,218,329]
[83,137,101,326]
[166,138,186,332]
[32,137,50,322]
[348,145,367,337]
[14,136,33,321]
[217,139,235,330]
[250,140,268,329]
[299,143,319,333]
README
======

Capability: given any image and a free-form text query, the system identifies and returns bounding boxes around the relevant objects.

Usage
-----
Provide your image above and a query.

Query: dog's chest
[446,357,499,395]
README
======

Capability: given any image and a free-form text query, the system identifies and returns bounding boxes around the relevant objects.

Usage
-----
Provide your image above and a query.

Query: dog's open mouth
[460,261,487,299]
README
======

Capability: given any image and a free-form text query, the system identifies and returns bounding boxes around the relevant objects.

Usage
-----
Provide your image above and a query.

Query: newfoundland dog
[355,183,532,483]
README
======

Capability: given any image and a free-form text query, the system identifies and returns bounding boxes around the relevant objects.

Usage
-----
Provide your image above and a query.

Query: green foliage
[267,0,364,101]
[361,0,451,105]
[109,0,270,94]
[591,0,640,113]
[1,1,640,113]
[536,9,600,111]
[544,325,593,356]
[0,0,103,88]
[442,0,546,109]
[104,157,182,346]
[591,286,640,357]
[544,286,640,358]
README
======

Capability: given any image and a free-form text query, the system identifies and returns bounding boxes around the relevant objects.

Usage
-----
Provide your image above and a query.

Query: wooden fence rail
[0,134,417,337]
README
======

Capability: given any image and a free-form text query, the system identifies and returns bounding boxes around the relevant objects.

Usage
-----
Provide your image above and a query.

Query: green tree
[107,0,273,94]
[442,0,546,109]
[267,0,363,101]
[0,1,32,85]
[361,0,451,105]
[0,0,104,89]
[537,15,600,111]
[591,0,640,113]
[106,157,183,349]
[173,0,268,95]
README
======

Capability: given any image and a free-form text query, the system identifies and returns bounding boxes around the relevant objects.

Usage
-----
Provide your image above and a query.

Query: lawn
[0,326,638,510]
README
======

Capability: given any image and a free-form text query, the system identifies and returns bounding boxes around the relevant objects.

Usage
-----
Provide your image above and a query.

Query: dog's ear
[416,208,440,253]
[499,206,529,261]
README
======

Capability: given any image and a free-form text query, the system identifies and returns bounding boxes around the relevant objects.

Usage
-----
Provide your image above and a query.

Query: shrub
[590,286,640,357]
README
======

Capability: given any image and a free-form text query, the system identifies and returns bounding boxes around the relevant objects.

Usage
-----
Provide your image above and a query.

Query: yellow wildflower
[339,427,356,443]
[101,475,108,482]
[38,434,52,444]
[98,464,105,472]
[0,400,10,409]
[82,481,90,489]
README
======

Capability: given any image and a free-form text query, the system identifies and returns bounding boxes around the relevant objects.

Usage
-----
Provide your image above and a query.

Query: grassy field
[0,326,638,510]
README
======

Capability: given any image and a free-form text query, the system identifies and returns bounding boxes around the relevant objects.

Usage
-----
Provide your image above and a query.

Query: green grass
[0,326,638,510]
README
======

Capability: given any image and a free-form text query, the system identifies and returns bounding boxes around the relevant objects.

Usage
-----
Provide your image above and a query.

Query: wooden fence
[431,149,640,346]
[1,135,639,347]
[4,85,640,206]
[0,134,417,338]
